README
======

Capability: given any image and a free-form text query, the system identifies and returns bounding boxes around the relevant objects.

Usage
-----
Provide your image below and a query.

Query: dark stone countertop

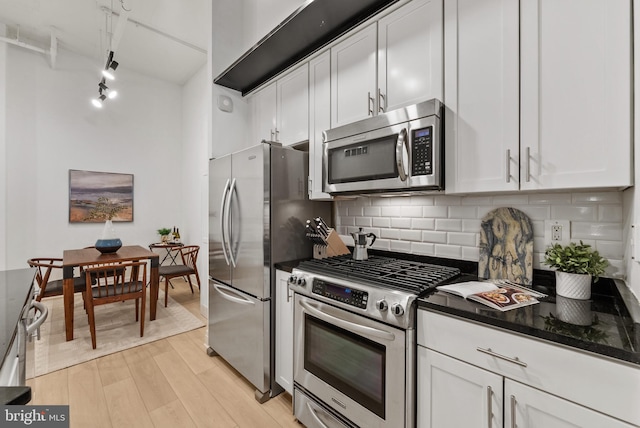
[418,270,640,366]
[0,268,35,404]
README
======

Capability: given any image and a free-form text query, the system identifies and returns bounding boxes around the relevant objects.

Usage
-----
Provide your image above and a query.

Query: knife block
[313,229,350,259]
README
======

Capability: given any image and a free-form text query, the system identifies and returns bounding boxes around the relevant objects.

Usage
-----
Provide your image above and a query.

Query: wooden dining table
[62,245,160,341]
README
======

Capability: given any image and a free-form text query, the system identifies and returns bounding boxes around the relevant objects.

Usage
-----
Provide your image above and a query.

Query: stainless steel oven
[294,294,407,428]
[323,99,443,195]
[289,255,460,428]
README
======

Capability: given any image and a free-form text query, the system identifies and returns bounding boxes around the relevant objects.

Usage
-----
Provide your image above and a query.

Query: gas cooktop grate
[297,255,461,294]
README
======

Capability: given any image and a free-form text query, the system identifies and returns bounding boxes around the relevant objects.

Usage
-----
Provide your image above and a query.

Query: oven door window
[304,314,386,418]
[327,134,398,184]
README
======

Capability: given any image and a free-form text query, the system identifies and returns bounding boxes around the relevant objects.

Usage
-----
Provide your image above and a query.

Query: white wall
[337,190,626,279]
[0,24,7,270]
[3,45,183,269]
[181,64,209,313]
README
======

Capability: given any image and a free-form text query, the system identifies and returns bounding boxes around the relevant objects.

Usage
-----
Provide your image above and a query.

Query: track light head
[107,90,118,99]
[99,82,108,91]
[91,94,106,108]
[102,69,115,80]
[109,60,119,71]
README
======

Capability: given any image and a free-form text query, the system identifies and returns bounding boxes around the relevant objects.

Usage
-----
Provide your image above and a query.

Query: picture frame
[69,169,134,223]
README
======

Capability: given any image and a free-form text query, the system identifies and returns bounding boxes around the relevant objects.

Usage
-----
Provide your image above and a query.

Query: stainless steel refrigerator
[207,141,331,402]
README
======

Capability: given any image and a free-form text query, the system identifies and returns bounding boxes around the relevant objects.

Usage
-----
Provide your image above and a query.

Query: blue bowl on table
[95,238,122,254]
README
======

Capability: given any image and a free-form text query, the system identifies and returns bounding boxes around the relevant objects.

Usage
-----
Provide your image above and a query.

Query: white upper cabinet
[520,0,631,190]
[331,23,378,127]
[251,63,309,146]
[308,51,333,200]
[444,0,519,193]
[446,0,632,194]
[277,64,309,146]
[378,0,443,113]
[331,0,444,127]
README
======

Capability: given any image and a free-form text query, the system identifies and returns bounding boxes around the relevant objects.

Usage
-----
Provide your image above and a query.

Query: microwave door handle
[226,178,238,268]
[220,179,231,265]
[395,128,409,181]
[300,300,395,341]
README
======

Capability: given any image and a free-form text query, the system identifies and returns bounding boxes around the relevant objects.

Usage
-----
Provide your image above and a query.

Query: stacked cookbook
[436,281,547,311]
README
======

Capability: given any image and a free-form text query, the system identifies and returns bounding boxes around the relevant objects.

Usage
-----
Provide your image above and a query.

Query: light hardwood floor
[27,278,301,428]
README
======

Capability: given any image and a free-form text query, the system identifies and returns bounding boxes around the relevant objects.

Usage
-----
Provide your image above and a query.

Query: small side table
[149,242,184,266]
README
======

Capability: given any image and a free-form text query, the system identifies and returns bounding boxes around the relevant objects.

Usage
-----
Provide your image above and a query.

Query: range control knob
[296,276,307,287]
[376,300,388,312]
[391,303,404,316]
[288,275,297,285]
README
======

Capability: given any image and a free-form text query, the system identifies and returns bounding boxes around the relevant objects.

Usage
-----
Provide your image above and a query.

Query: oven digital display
[312,280,368,308]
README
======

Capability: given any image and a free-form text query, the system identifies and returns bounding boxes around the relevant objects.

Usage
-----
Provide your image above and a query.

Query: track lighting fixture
[91,51,120,108]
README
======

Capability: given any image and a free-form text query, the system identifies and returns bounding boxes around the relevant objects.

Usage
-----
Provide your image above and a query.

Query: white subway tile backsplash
[572,191,622,204]
[399,230,423,241]
[390,240,412,252]
[462,246,480,261]
[462,196,494,205]
[492,195,529,205]
[448,206,477,219]
[551,205,597,221]
[380,229,400,240]
[598,205,623,222]
[448,232,477,247]
[462,219,482,233]
[422,231,447,244]
[435,244,462,259]
[364,206,382,217]
[412,242,435,256]
[423,206,448,218]
[372,217,391,228]
[391,218,412,229]
[571,222,623,241]
[335,190,625,277]
[355,217,372,227]
[528,193,572,204]
[435,219,462,232]
[412,218,435,230]
[381,206,403,217]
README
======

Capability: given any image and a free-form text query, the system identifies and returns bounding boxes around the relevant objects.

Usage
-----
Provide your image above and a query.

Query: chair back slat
[179,246,199,270]
[84,262,146,300]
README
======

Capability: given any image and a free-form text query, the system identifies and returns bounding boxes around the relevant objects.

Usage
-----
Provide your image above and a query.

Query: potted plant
[157,228,172,243]
[543,241,609,300]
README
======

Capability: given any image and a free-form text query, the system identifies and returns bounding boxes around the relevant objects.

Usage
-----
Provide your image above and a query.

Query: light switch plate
[217,95,233,112]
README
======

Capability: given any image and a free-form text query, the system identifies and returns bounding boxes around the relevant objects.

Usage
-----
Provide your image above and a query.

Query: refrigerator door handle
[213,282,256,306]
[220,178,231,265]
[226,178,238,268]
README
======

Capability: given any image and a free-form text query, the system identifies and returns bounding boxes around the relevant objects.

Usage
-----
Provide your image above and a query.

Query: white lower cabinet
[275,269,294,395]
[417,310,640,428]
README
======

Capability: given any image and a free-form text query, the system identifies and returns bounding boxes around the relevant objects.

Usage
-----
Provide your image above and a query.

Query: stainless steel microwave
[323,99,443,195]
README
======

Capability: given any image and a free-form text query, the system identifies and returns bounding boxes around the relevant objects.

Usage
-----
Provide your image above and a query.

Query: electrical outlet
[545,220,571,246]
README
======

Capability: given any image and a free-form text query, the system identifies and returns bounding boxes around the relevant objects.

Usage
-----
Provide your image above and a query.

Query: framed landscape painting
[69,170,134,223]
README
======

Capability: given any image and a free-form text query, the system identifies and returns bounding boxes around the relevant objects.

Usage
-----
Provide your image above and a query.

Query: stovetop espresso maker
[350,228,377,260]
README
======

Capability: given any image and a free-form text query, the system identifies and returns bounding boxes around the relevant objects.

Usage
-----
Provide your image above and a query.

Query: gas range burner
[296,254,461,295]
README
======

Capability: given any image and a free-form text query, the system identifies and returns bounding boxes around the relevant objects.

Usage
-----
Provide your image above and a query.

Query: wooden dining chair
[27,258,87,301]
[158,245,201,307]
[82,261,147,349]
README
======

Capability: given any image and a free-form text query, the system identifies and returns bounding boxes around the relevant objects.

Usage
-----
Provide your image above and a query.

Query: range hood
[214,0,399,95]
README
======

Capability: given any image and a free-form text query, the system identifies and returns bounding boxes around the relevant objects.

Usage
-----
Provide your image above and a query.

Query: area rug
[34,291,205,376]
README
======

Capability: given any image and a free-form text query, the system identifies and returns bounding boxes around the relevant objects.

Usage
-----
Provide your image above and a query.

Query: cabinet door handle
[506,149,511,183]
[367,92,374,116]
[525,146,531,182]
[275,128,280,142]
[487,386,493,428]
[378,88,386,113]
[510,395,517,428]
[270,129,275,141]
[477,347,527,367]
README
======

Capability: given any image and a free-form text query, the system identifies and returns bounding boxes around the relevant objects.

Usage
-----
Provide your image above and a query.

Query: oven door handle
[306,402,331,428]
[300,300,395,341]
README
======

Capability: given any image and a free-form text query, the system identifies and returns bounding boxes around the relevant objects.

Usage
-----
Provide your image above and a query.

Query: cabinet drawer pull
[367,92,374,116]
[477,347,527,367]
[377,88,385,113]
[487,386,493,428]
[525,146,531,182]
[510,395,517,428]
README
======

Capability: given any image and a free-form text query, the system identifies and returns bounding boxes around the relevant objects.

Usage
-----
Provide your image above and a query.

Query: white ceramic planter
[555,271,592,300]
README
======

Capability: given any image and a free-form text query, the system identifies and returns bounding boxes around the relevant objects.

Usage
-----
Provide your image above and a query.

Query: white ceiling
[0,0,209,85]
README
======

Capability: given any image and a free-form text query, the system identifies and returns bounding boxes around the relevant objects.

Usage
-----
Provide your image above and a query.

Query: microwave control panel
[312,280,368,309]
[411,126,433,176]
